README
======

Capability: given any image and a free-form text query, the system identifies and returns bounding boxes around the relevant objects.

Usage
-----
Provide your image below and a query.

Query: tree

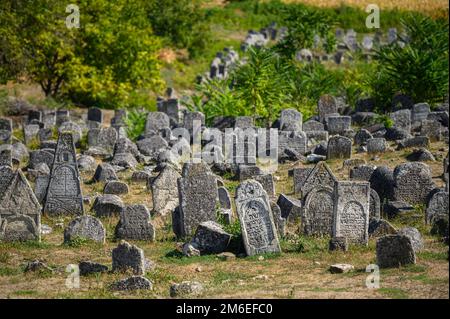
[0,0,164,108]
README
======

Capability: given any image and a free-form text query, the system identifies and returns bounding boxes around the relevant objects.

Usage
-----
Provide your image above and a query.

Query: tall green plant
[370,14,449,110]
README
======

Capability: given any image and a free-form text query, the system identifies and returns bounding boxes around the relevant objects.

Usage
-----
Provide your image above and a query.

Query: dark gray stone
[92,194,124,217]
[92,163,118,182]
[63,215,105,244]
[110,276,152,291]
[327,135,352,160]
[383,201,415,219]
[393,162,434,205]
[112,240,146,275]
[79,261,108,276]
[187,221,231,255]
[376,235,416,268]
[329,237,348,251]
[369,166,395,202]
[398,227,423,252]
[104,181,129,195]
[115,204,155,241]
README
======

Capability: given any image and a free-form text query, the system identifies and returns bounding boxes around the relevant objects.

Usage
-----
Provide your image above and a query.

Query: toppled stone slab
[329,264,354,274]
[185,221,231,256]
[79,261,108,276]
[170,281,204,298]
[110,276,153,291]
[63,215,106,244]
[92,194,124,217]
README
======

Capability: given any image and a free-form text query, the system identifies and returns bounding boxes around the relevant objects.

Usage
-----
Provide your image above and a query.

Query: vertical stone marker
[301,162,337,236]
[175,162,218,238]
[392,162,434,205]
[44,132,84,216]
[0,170,41,242]
[150,165,181,216]
[333,181,370,245]
[115,204,155,241]
[235,180,281,256]
[317,95,337,123]
[279,108,302,131]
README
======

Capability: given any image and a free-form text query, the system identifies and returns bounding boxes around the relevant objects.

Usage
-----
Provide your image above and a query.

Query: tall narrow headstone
[43,132,84,216]
[333,181,370,245]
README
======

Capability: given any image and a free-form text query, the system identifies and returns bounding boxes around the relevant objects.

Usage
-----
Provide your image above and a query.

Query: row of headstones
[240,22,287,52]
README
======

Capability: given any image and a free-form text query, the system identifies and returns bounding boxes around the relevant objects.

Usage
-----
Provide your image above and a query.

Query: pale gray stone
[63,215,105,244]
[112,240,146,275]
[115,204,155,241]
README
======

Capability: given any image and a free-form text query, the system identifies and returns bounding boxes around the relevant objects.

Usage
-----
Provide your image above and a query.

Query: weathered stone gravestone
[24,124,40,145]
[112,241,146,275]
[42,111,56,128]
[150,166,181,216]
[0,170,41,242]
[279,109,302,131]
[145,112,170,135]
[0,117,12,144]
[292,167,313,195]
[115,204,155,241]
[0,166,14,200]
[426,191,449,224]
[158,99,180,126]
[369,188,381,220]
[333,181,370,245]
[63,215,105,244]
[56,109,70,126]
[278,131,307,156]
[104,181,129,195]
[376,234,416,268]
[29,149,54,170]
[86,127,118,158]
[301,162,337,236]
[43,132,84,216]
[327,135,352,160]
[366,138,387,154]
[391,109,411,133]
[28,110,42,123]
[318,95,337,123]
[137,135,168,159]
[369,166,395,202]
[58,121,82,144]
[235,180,281,256]
[174,162,218,238]
[87,107,103,123]
[303,120,324,132]
[183,111,205,136]
[412,103,430,123]
[392,162,435,205]
[420,119,441,142]
[326,116,351,135]
[0,146,12,167]
[350,165,376,181]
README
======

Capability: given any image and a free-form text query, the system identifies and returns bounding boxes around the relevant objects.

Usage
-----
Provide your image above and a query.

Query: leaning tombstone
[150,166,181,216]
[235,180,281,256]
[392,162,435,205]
[0,170,41,242]
[112,240,146,275]
[376,234,416,268]
[327,135,352,160]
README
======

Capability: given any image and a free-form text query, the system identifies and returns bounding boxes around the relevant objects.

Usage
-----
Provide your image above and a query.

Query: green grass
[378,287,409,299]
[0,266,22,276]
[417,250,448,261]
[11,290,38,296]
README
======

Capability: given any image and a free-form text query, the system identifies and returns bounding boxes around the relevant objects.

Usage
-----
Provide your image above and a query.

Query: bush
[125,109,147,141]
[369,14,449,111]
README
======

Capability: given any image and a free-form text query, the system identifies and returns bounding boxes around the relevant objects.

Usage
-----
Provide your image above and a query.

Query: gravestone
[302,161,337,198]
[86,127,118,158]
[115,204,155,241]
[112,241,145,275]
[234,116,254,129]
[302,185,335,236]
[104,181,129,195]
[0,147,12,167]
[56,109,70,126]
[391,109,411,133]
[333,181,370,245]
[392,162,435,205]
[235,180,281,256]
[0,170,41,242]
[255,174,275,198]
[412,103,430,123]
[420,120,441,142]
[58,121,82,144]
[24,124,40,145]
[326,116,351,135]
[306,131,329,149]
[376,235,416,268]
[175,162,218,238]
[136,135,168,158]
[43,132,84,216]
[426,191,449,224]
[366,138,387,154]
[158,99,180,126]
[93,194,124,217]
[0,166,14,200]
[150,166,181,216]
[92,163,118,182]
[145,112,170,135]
[87,107,103,125]
[354,129,373,146]
[327,135,352,160]
[279,109,302,131]
[369,166,394,202]
[183,111,205,136]
[303,120,324,132]
[38,127,53,142]
[42,111,56,128]
[292,167,313,195]
[318,95,337,123]
[63,216,105,244]
[369,188,381,221]
[0,118,12,144]
[350,165,376,181]
[28,110,42,123]
[278,131,307,156]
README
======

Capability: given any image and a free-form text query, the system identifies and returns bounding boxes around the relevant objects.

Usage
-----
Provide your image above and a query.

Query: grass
[378,287,409,299]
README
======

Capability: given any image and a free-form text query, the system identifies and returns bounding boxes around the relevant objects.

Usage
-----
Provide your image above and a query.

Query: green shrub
[125,109,147,141]
[370,14,449,111]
